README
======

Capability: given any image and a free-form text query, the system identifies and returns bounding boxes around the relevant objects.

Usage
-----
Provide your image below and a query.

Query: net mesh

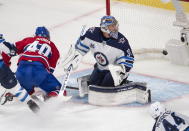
[109,0,189,56]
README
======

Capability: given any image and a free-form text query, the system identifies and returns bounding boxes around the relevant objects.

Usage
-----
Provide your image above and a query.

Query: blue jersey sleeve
[75,27,96,55]
[115,35,134,72]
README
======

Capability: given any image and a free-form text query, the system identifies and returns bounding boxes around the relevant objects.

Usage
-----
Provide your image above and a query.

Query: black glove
[3,42,17,56]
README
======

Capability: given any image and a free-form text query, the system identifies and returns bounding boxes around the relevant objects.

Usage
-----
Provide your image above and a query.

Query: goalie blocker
[77,75,151,106]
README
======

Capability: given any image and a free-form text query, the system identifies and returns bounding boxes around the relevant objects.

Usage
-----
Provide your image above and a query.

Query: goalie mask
[100,15,119,39]
[149,102,166,119]
[35,26,50,39]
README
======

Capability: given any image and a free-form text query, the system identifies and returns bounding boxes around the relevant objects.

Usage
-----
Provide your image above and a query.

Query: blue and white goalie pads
[88,82,151,106]
[77,75,151,106]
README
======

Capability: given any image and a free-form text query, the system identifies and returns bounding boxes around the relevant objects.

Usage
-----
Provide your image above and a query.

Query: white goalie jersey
[152,110,189,131]
[75,27,134,72]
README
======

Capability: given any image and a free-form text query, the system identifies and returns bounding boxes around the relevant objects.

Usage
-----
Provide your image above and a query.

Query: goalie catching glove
[109,64,128,86]
[63,46,83,71]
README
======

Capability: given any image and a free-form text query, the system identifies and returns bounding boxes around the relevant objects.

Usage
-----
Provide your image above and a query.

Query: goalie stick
[59,25,86,99]
[58,64,73,99]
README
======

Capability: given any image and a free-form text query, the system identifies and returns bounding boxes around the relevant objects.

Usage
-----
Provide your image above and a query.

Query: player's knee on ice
[0,62,17,89]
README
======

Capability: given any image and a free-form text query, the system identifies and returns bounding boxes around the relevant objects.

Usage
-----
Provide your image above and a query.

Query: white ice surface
[0,0,189,131]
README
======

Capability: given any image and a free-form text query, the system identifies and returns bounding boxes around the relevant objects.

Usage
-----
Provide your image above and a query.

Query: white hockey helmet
[149,101,166,119]
[100,15,119,39]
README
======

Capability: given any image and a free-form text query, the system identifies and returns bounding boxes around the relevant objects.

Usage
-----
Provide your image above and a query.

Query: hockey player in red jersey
[15,26,62,100]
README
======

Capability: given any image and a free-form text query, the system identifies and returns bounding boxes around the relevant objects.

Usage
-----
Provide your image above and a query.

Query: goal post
[106,0,111,15]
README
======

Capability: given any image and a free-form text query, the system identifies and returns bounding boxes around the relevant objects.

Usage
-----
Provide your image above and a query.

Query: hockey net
[108,0,189,60]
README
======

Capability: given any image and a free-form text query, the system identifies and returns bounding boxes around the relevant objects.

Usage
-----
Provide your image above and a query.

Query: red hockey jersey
[1,52,11,66]
[15,36,60,72]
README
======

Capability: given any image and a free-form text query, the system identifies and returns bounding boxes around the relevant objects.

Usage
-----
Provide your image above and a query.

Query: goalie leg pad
[78,75,90,97]
[88,82,151,106]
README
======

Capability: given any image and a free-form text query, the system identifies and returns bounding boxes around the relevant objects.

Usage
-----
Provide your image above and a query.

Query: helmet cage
[100,16,119,39]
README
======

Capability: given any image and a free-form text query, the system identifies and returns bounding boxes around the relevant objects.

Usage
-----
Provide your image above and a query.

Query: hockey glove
[63,49,83,72]
[3,42,17,56]
[0,34,17,56]
[109,64,129,86]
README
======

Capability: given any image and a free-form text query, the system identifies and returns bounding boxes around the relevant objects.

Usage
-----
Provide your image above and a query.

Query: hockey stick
[58,25,86,99]
[58,64,73,99]
[67,86,79,90]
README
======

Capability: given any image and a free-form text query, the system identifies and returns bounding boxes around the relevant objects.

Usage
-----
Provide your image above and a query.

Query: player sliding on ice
[64,16,151,105]
[149,102,189,131]
[0,34,39,113]
[15,26,62,102]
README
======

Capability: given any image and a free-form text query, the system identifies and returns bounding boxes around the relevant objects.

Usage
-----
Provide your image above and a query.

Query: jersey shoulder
[110,32,132,55]
[117,32,129,47]
[16,37,35,45]
[81,27,101,42]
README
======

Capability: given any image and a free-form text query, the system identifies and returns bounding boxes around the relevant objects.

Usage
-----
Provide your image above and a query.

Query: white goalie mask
[100,15,119,39]
[149,102,166,119]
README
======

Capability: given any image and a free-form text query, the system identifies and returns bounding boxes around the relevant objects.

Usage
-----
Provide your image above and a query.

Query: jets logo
[94,52,109,66]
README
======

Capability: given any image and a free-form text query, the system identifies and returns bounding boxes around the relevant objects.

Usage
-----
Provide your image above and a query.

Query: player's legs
[0,60,17,89]
[89,67,114,87]
[16,61,47,94]
[100,71,114,87]
[39,73,61,97]
[0,60,17,104]
[89,67,106,86]
[0,60,39,112]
